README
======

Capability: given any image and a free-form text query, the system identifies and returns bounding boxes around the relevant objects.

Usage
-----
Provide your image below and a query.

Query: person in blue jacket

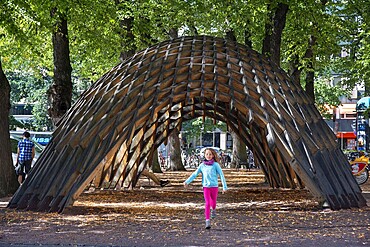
[184,147,228,229]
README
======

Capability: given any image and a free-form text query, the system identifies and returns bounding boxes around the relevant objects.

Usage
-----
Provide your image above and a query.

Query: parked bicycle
[347,151,369,185]
[158,151,166,169]
[220,151,231,168]
[185,151,201,168]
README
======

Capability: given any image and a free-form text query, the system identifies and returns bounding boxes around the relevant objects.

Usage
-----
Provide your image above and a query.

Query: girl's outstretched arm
[184,165,202,185]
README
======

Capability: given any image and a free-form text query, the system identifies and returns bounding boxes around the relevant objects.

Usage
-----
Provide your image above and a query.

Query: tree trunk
[226,30,237,42]
[230,130,248,168]
[168,28,178,39]
[244,29,252,48]
[48,12,72,127]
[189,25,198,36]
[288,53,302,85]
[168,128,186,171]
[304,0,327,100]
[166,28,185,171]
[151,150,162,173]
[262,2,289,66]
[119,16,136,62]
[304,35,317,101]
[0,58,19,196]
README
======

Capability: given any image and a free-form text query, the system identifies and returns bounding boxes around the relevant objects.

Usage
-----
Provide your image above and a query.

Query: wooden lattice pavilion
[8,36,366,213]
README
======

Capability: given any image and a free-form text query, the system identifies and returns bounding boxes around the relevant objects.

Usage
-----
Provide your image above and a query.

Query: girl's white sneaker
[205,219,211,229]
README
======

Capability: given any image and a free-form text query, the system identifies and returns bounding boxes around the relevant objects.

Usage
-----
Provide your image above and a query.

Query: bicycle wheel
[355,169,369,185]
[186,156,193,168]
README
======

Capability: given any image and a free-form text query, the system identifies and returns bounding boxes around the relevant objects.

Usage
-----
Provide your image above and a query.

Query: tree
[0,0,38,195]
[115,0,136,61]
[262,2,289,67]
[229,129,249,169]
[150,151,162,173]
[2,0,122,128]
[48,9,72,126]
[314,75,350,118]
[224,28,250,166]
[0,58,19,196]
[334,0,370,95]
[3,0,366,126]
[304,0,328,101]
[164,27,186,171]
[167,128,186,171]
[283,0,345,99]
[182,117,227,147]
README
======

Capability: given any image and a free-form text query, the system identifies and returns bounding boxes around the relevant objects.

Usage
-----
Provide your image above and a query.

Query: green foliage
[281,0,344,75]
[8,115,27,130]
[7,70,47,101]
[182,117,227,141]
[314,75,351,118]
[67,0,122,81]
[324,0,370,96]
[7,69,53,130]
[3,0,370,131]
[1,0,53,71]
[31,87,53,131]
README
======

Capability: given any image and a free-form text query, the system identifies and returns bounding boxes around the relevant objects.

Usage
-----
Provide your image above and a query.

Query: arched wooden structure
[9,36,366,212]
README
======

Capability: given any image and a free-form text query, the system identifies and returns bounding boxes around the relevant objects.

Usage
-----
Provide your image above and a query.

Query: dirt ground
[0,169,370,247]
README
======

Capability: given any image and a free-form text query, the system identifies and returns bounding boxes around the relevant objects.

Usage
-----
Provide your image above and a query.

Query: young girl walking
[184,148,228,229]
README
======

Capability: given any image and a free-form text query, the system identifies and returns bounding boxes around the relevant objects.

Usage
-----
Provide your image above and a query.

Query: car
[10,135,44,166]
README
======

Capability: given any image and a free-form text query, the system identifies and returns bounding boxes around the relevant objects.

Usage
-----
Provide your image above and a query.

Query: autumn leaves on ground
[1,169,370,246]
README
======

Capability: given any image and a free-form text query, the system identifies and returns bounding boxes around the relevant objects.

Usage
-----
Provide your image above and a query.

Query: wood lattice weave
[9,36,366,212]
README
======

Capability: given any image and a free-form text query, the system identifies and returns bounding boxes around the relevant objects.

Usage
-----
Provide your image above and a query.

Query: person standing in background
[16,131,35,184]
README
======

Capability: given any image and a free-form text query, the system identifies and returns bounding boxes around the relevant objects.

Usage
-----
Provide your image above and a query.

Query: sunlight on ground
[73,199,316,211]
[73,201,204,209]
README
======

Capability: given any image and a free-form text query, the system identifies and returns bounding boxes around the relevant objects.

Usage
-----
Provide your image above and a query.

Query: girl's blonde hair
[205,148,221,163]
